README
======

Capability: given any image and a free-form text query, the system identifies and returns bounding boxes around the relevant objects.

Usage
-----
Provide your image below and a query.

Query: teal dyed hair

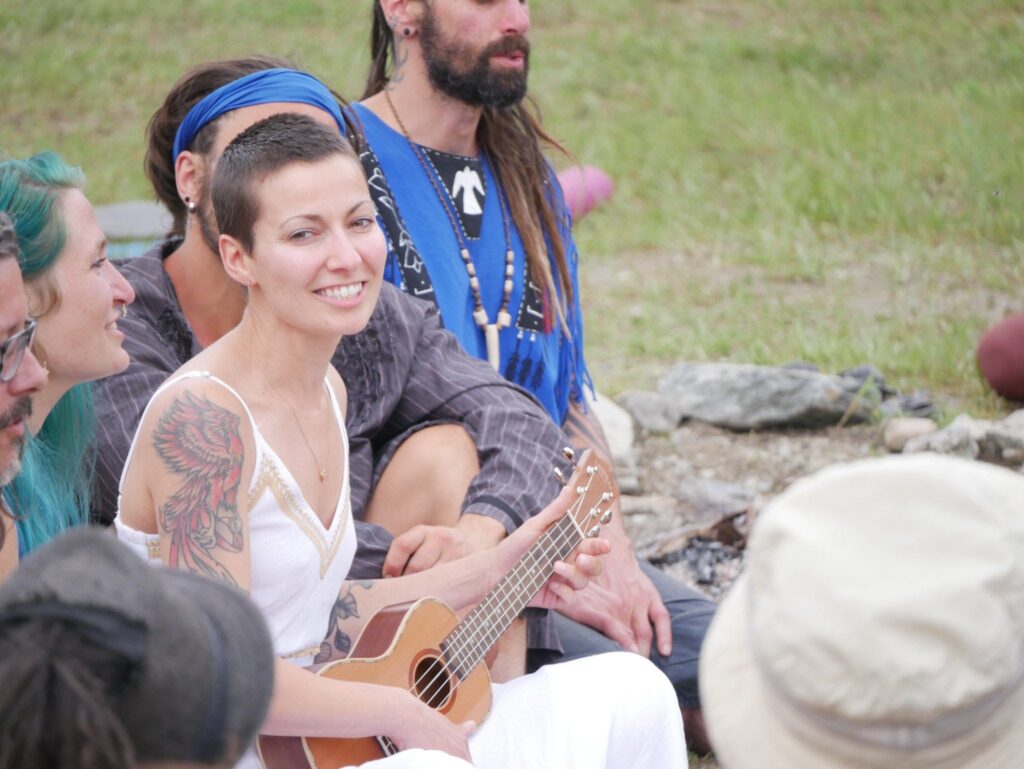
[0,152,93,554]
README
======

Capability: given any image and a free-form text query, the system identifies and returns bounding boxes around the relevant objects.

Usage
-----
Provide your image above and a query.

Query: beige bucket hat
[701,454,1024,769]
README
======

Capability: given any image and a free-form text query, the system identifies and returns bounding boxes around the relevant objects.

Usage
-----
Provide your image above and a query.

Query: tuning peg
[586,525,601,539]
[553,466,566,486]
[562,446,576,462]
[600,510,613,524]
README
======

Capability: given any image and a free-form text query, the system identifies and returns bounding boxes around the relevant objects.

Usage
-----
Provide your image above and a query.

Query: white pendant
[485,323,501,370]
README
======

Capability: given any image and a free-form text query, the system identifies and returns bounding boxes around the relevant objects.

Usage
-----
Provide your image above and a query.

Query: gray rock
[840,363,896,396]
[904,411,1024,469]
[612,453,642,496]
[658,362,879,430]
[878,390,936,419]
[984,409,1024,467]
[95,200,172,241]
[588,390,635,462]
[616,389,676,434]
[896,390,936,418]
[883,417,938,452]
[674,476,756,526]
[904,414,989,458]
[619,494,678,519]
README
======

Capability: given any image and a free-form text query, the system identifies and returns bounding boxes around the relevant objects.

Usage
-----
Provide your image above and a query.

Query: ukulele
[257,449,615,769]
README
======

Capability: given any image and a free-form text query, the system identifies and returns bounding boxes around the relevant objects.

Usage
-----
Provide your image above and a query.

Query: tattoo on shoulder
[315,580,374,663]
[153,391,245,586]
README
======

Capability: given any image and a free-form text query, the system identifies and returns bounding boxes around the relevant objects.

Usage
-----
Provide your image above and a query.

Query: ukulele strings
[446,516,580,668]
[374,513,590,758]
[406,467,604,713]
[412,516,583,712]
[422,472,596,696]
[443,464,603,672]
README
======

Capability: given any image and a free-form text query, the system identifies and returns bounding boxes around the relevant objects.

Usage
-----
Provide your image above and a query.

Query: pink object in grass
[977,313,1024,402]
[557,165,615,222]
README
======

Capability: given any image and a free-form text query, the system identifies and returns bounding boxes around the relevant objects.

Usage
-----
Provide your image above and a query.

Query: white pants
[354,652,687,769]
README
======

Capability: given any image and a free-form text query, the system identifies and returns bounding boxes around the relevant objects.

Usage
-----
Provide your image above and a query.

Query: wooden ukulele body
[257,597,492,769]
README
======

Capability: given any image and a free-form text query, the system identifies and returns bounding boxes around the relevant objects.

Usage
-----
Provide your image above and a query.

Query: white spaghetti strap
[116,371,263,496]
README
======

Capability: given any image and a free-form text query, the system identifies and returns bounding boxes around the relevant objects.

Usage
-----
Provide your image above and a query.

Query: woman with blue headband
[155,57,354,350]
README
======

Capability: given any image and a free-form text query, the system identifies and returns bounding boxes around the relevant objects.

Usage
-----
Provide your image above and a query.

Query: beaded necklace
[385,90,515,370]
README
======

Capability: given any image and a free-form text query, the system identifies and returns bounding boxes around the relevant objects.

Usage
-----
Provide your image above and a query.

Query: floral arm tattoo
[315,580,374,664]
[152,391,245,586]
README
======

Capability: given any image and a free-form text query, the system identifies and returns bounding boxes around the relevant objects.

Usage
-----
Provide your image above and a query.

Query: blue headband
[171,68,348,163]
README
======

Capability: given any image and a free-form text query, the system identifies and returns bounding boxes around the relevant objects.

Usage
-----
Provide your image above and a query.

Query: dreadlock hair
[145,55,361,238]
[364,1,576,333]
[0,619,137,769]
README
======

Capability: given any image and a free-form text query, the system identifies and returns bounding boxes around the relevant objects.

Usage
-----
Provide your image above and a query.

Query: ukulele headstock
[555,448,616,538]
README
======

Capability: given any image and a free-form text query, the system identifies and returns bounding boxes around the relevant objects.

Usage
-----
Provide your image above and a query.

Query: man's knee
[364,424,479,533]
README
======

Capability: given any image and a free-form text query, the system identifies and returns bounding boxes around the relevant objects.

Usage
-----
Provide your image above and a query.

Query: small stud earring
[403,27,412,37]
[184,196,197,214]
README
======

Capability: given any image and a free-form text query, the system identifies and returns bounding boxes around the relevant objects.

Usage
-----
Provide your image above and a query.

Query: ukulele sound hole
[412,655,453,710]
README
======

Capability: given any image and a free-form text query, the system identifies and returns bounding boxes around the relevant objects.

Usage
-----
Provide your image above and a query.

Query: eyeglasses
[0,318,38,383]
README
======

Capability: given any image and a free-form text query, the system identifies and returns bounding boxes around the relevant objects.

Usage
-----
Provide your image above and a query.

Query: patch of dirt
[623,420,881,554]
[648,420,880,496]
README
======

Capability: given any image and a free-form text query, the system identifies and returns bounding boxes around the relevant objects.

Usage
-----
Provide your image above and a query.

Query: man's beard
[0,396,31,487]
[420,10,530,109]
[0,451,23,487]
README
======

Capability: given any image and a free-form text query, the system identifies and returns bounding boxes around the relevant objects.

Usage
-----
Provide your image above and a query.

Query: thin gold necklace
[265,376,330,483]
[384,89,515,370]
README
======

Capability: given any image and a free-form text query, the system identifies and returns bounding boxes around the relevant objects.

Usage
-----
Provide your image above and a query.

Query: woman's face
[32,189,135,386]
[245,154,386,340]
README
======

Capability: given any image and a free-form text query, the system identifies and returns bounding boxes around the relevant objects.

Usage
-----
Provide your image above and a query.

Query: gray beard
[0,445,23,487]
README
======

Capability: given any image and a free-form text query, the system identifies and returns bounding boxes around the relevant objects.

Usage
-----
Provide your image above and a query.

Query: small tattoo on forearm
[315,581,374,663]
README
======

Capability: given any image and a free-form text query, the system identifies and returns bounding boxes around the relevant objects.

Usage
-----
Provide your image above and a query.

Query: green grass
[2,0,1021,416]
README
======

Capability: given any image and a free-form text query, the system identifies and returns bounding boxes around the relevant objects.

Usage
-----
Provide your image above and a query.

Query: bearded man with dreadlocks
[354,0,716,752]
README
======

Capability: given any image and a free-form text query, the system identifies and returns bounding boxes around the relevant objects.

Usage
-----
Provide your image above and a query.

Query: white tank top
[114,371,357,665]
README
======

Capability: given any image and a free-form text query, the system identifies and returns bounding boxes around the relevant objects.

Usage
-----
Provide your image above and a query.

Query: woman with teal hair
[0,152,135,556]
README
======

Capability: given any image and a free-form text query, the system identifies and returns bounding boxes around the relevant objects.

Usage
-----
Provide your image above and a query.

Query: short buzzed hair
[0,211,17,262]
[212,112,357,254]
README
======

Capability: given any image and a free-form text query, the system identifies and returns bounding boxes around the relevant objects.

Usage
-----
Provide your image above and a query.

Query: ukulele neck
[441,515,583,679]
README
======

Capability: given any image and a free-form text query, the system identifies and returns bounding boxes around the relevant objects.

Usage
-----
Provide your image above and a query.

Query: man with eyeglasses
[0,211,48,581]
